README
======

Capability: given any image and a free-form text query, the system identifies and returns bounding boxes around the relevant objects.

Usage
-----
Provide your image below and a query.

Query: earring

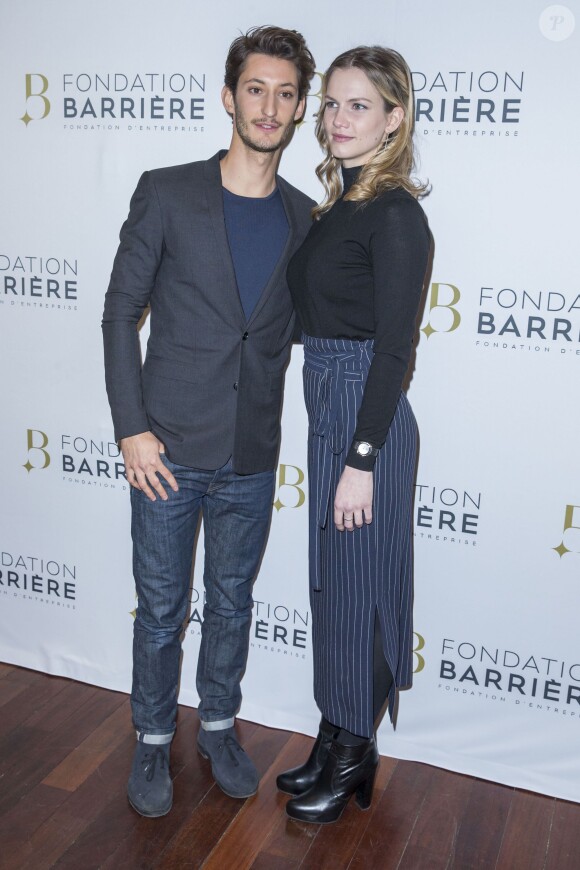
[380,132,391,152]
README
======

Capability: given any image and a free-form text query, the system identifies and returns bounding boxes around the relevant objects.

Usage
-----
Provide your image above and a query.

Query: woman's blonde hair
[313,45,428,219]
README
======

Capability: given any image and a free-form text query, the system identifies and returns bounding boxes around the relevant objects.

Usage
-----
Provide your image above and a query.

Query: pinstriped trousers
[303,335,417,737]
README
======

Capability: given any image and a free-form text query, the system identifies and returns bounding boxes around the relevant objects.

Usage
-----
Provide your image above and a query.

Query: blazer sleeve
[102,171,164,440]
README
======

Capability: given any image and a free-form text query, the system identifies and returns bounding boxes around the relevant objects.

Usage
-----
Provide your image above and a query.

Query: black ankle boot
[276,718,340,796]
[285,737,379,824]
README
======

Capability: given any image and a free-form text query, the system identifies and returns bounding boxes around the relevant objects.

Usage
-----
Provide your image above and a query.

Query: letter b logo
[413,632,426,673]
[553,505,580,558]
[274,464,306,511]
[23,429,50,472]
[421,282,461,339]
[21,74,50,126]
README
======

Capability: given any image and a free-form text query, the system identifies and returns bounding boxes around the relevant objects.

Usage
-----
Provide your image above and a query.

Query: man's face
[223,53,305,154]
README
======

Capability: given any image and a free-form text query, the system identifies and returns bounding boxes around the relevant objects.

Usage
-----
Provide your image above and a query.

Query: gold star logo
[273,497,284,513]
[23,460,34,473]
[421,322,436,339]
[20,112,33,126]
[553,541,569,558]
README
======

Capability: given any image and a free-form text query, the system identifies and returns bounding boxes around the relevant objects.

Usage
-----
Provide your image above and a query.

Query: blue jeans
[130,455,275,744]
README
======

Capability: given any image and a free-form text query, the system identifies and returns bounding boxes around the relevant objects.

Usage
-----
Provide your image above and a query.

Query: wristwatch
[352,440,379,458]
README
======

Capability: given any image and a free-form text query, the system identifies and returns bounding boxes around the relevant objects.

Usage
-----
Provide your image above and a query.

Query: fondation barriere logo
[553,505,580,558]
[0,550,77,609]
[1,254,79,312]
[184,587,311,661]
[421,282,462,339]
[21,70,206,134]
[251,599,310,659]
[23,428,127,491]
[475,284,580,357]
[414,482,481,547]
[411,68,524,140]
[438,636,580,720]
[422,279,580,359]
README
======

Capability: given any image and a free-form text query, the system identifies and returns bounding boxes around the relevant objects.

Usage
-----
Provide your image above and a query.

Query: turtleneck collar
[341,164,363,195]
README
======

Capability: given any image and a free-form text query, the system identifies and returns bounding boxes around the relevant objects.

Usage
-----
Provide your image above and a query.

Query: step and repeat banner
[1,0,579,802]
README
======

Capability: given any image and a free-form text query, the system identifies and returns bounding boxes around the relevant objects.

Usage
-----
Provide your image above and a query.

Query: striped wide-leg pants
[303,334,417,738]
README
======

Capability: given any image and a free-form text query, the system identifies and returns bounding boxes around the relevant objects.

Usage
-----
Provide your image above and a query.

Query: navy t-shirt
[223,186,289,322]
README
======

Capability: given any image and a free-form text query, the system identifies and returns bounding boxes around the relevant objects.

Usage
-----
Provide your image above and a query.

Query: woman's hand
[334,466,373,531]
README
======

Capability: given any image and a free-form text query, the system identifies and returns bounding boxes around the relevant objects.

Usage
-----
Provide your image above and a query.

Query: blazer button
[233,382,238,390]
[242,332,248,341]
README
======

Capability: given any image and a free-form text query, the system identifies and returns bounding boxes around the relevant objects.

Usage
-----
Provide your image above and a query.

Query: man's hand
[334,466,373,531]
[120,432,179,502]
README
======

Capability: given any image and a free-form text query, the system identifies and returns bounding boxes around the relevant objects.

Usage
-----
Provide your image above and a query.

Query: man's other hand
[120,432,179,502]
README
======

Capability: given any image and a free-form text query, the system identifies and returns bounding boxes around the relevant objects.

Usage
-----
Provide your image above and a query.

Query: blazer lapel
[203,152,246,328]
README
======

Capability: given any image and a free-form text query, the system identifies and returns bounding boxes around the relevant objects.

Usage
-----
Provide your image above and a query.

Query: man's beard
[234,105,293,154]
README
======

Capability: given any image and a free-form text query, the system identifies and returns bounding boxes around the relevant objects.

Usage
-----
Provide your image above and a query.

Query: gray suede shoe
[127,742,172,817]
[197,726,258,798]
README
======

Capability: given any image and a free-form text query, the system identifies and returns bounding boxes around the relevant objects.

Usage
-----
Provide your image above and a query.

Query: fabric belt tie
[303,346,364,536]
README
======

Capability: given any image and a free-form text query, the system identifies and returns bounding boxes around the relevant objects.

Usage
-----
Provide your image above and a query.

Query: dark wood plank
[198,727,300,869]
[348,760,435,870]
[42,698,132,791]
[496,790,555,870]
[16,733,140,870]
[450,778,514,869]
[4,665,48,686]
[251,855,300,869]
[0,661,16,678]
[0,784,72,870]
[155,720,290,870]
[154,786,243,870]
[397,766,475,869]
[0,687,126,814]
[24,679,97,731]
[0,679,97,775]
[545,799,580,870]
[0,676,31,708]
[299,755,399,870]
[0,667,578,870]
[0,673,69,739]
[247,734,320,865]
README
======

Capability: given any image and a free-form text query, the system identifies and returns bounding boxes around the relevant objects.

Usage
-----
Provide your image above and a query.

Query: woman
[277,46,431,823]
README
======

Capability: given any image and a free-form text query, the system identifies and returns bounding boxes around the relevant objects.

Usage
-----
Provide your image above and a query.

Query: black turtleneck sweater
[288,166,430,470]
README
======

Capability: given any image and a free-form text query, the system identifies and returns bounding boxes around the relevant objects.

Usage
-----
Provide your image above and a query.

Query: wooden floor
[1,664,579,869]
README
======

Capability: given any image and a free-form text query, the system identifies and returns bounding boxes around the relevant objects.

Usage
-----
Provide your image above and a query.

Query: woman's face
[322,67,399,167]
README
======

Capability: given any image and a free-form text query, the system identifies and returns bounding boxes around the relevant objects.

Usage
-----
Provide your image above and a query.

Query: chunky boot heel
[286,737,379,824]
[355,767,377,810]
[276,718,339,796]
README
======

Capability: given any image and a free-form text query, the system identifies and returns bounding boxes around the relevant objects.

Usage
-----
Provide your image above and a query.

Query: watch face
[357,442,371,456]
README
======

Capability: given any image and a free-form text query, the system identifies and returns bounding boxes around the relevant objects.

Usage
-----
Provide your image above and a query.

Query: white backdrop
[1,0,579,802]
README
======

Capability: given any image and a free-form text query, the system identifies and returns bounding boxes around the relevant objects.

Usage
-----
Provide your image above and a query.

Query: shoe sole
[197,745,258,799]
[128,795,172,818]
[285,793,372,825]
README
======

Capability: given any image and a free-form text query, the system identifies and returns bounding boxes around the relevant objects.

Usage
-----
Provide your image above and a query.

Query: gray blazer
[102,151,314,474]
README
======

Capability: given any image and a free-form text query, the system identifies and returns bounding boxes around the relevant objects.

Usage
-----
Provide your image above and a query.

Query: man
[102,26,315,817]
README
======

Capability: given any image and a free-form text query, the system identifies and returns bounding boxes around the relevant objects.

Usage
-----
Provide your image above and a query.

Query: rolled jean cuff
[200,716,235,731]
[136,730,174,745]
